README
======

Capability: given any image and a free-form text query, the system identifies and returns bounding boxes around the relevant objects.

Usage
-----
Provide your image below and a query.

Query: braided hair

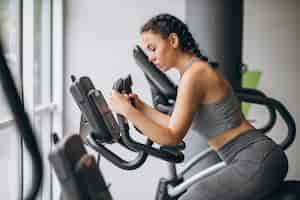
[141,13,218,68]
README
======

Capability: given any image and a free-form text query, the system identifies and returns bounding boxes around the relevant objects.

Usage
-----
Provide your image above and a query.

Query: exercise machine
[49,46,299,200]
[133,45,300,200]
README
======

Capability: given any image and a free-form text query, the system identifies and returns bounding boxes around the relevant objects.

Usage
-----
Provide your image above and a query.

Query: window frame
[22,0,64,200]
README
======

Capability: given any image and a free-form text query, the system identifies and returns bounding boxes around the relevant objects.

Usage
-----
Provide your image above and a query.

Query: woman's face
[141,31,177,71]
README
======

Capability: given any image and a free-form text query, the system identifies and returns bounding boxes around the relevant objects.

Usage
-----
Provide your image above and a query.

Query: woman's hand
[109,90,133,116]
[128,92,145,111]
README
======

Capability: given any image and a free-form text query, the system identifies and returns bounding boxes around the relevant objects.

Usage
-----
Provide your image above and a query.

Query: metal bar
[178,147,214,177]
[168,162,227,197]
[51,1,64,199]
[0,118,14,130]
[34,103,57,114]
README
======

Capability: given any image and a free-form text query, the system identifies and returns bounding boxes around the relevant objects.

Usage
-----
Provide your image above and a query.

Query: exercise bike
[49,46,300,200]
[132,45,300,200]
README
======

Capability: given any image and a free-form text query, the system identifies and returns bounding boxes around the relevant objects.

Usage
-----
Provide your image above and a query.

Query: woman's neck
[175,53,198,77]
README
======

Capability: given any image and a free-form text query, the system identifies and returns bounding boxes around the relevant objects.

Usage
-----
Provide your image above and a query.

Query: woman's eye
[148,45,155,52]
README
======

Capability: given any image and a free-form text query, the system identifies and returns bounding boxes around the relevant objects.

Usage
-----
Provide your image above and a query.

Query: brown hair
[141,13,218,68]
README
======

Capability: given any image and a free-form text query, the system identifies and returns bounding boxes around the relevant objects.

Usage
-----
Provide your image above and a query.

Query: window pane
[32,1,53,200]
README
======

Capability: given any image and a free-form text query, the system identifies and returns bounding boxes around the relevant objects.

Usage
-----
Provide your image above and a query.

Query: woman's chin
[158,67,166,72]
[156,64,169,72]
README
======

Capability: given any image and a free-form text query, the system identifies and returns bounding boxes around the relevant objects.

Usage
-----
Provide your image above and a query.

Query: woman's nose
[149,54,156,63]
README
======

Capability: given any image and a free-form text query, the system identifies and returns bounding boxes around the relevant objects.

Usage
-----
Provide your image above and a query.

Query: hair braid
[141,13,219,68]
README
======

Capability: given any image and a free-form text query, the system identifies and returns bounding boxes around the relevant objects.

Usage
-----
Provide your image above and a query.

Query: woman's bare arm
[124,68,205,146]
[139,102,170,127]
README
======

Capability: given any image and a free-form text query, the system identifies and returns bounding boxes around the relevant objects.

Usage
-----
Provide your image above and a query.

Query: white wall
[244,0,300,178]
[64,1,185,199]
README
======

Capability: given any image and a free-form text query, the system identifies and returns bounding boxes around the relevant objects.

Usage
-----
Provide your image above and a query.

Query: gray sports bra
[184,57,243,140]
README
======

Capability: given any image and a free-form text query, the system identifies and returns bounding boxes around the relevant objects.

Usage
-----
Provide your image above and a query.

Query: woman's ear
[168,33,179,49]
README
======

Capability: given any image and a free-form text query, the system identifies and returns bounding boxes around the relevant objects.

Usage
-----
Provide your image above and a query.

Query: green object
[242,71,262,116]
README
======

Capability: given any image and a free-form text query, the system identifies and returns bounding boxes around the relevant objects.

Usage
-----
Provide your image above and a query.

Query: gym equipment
[70,75,184,164]
[50,74,298,199]
[49,133,113,200]
[133,45,277,134]
[133,45,300,199]
[49,46,299,200]
[50,72,299,199]
[133,45,294,150]
[49,75,186,200]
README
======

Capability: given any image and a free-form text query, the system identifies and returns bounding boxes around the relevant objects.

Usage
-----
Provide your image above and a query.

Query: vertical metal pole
[51,0,64,199]
[186,0,243,89]
[167,163,178,180]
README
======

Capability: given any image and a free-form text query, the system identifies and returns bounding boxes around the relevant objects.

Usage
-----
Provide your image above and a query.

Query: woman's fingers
[129,93,138,99]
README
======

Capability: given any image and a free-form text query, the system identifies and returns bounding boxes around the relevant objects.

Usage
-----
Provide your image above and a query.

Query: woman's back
[185,61,252,150]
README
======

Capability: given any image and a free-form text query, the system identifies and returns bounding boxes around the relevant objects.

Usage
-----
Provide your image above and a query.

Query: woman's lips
[155,64,162,69]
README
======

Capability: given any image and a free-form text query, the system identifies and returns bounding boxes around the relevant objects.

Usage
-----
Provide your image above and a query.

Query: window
[0,1,63,199]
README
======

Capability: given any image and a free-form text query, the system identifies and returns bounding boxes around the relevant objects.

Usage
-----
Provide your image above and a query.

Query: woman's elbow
[161,131,184,146]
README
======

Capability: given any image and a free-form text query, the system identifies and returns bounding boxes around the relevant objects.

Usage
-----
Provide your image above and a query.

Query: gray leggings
[179,129,288,200]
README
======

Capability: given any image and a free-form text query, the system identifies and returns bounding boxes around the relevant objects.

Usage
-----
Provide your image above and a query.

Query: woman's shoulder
[183,61,216,86]
[182,61,228,98]
[178,62,211,99]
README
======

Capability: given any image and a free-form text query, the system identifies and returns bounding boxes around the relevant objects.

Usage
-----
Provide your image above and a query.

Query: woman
[109,13,288,200]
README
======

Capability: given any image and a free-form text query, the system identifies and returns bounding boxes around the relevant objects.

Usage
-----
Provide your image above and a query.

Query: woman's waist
[207,120,256,151]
